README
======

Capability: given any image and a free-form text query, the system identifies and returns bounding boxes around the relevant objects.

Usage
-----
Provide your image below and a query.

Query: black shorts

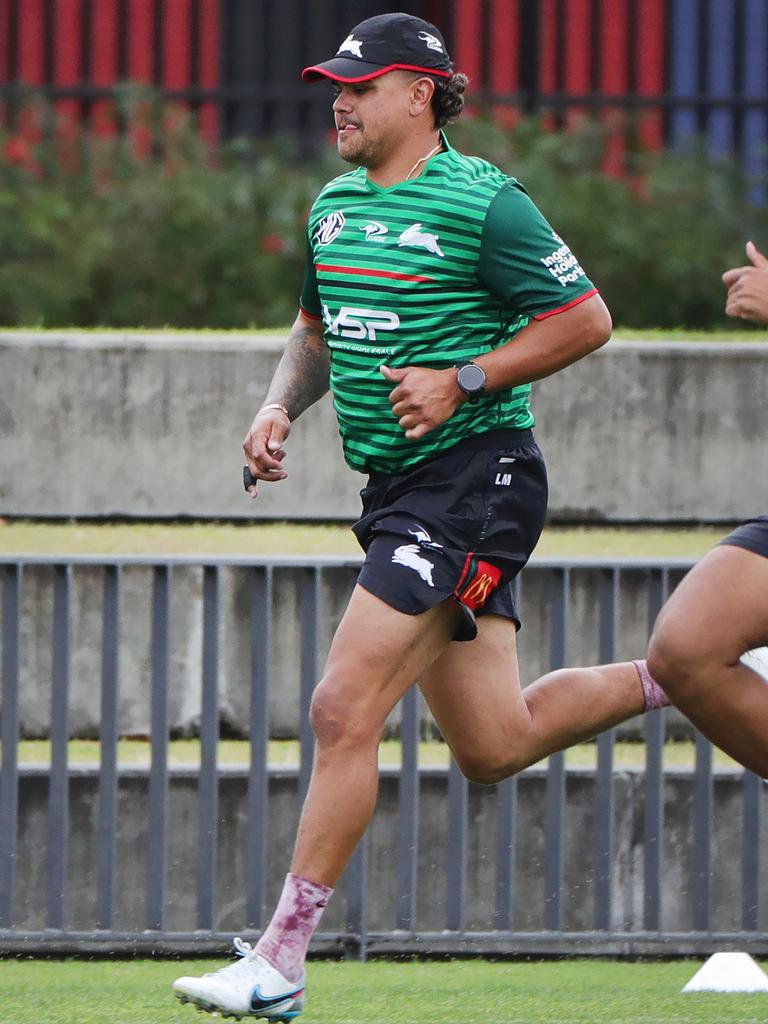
[352,428,548,641]
[718,516,768,559]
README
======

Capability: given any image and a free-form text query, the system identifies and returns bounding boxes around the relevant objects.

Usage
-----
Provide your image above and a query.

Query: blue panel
[707,0,735,156]
[743,0,768,201]
[669,0,700,143]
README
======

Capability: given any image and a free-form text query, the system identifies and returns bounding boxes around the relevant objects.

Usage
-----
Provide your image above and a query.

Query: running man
[174,13,668,1019]
[646,242,768,779]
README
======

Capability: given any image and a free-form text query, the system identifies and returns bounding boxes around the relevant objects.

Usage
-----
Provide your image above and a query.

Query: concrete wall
[10,767,767,938]
[6,561,692,741]
[2,332,767,522]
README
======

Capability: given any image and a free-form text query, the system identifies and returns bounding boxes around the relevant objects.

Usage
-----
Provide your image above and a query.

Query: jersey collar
[364,130,453,193]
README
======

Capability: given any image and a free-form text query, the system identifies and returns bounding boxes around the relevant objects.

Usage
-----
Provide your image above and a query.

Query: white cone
[682,952,768,993]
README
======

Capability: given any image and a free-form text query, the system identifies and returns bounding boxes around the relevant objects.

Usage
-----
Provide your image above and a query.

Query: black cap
[302,12,453,83]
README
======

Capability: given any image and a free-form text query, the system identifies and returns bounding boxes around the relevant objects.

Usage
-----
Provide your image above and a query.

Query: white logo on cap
[338,34,363,57]
[317,211,345,246]
[418,30,444,53]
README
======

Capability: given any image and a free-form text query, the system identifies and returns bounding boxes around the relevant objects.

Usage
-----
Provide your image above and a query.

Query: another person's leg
[647,535,768,778]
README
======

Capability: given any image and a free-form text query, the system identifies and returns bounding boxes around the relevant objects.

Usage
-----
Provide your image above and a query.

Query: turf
[12,737,741,771]
[1,958,767,1024]
[0,520,726,558]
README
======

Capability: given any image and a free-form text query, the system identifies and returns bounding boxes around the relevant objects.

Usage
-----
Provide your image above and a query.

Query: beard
[337,129,387,171]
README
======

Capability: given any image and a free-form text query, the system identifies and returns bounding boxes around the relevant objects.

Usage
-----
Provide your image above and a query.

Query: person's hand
[723,242,768,323]
[380,364,464,440]
[242,407,290,498]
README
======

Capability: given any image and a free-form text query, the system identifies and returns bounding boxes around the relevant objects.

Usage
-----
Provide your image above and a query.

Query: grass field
[1,958,767,1024]
[11,737,742,771]
[0,519,726,559]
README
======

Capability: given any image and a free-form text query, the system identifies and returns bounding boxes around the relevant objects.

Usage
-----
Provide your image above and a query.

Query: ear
[409,76,436,117]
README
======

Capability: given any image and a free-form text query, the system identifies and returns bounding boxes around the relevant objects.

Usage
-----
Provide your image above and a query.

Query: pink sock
[255,872,333,983]
[633,659,670,711]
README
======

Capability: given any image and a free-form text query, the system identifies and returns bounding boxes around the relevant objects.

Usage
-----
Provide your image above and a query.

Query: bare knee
[647,622,713,703]
[309,678,381,752]
[452,747,527,786]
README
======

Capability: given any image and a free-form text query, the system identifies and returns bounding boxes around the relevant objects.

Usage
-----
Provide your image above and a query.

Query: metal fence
[0,554,766,957]
[2,0,768,169]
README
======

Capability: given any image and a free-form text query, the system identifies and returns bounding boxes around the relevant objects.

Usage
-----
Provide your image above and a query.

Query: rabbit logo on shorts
[392,544,435,587]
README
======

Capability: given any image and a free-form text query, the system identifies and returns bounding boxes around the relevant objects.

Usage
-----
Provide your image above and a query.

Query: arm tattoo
[263,318,330,421]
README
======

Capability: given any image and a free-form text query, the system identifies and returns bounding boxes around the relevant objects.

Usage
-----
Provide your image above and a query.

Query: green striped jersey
[301,133,596,474]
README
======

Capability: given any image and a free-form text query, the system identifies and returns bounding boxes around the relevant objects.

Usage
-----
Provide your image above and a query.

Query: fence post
[96,565,120,931]
[46,564,71,931]
[146,564,171,932]
[543,567,569,932]
[0,563,21,929]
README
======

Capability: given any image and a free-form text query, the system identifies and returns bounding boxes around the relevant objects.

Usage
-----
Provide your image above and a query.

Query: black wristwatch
[456,361,487,403]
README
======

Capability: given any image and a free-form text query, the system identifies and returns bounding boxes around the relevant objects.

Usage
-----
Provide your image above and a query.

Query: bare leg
[419,614,646,784]
[289,585,461,885]
[647,545,768,777]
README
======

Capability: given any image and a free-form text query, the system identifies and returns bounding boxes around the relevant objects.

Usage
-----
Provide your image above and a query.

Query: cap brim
[302,59,451,83]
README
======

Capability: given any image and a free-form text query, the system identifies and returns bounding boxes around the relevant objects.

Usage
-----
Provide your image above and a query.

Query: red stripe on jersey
[315,264,434,283]
[533,288,598,320]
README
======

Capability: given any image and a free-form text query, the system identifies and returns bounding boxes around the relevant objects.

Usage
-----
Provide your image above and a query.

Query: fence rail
[0,555,765,956]
[2,0,768,171]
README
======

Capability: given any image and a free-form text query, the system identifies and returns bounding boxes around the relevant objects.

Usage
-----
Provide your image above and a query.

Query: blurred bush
[0,95,765,329]
[452,115,766,329]
[0,91,334,328]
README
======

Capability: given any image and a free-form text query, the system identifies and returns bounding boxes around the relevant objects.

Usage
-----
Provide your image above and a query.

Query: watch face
[458,363,486,394]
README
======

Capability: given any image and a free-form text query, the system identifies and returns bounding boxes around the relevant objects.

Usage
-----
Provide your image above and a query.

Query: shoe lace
[204,937,261,980]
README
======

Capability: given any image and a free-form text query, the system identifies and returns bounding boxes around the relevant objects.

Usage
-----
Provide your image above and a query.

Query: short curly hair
[431,72,469,128]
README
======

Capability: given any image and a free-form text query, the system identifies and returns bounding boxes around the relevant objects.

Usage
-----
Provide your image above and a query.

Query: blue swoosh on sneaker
[250,984,304,1013]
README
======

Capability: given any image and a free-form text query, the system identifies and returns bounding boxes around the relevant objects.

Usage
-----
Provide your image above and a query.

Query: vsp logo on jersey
[323,305,400,341]
[316,211,345,246]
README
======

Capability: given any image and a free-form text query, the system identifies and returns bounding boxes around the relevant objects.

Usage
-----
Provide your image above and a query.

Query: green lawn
[11,737,742,771]
[0,958,766,1024]
[0,520,725,559]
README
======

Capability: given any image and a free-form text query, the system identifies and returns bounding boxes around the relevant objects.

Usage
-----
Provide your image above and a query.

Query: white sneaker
[173,938,305,1020]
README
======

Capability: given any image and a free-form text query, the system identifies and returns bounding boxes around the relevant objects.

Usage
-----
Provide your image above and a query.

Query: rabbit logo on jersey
[316,211,345,246]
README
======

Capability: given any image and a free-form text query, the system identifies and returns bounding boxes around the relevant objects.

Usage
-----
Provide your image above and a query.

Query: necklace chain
[404,142,443,182]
